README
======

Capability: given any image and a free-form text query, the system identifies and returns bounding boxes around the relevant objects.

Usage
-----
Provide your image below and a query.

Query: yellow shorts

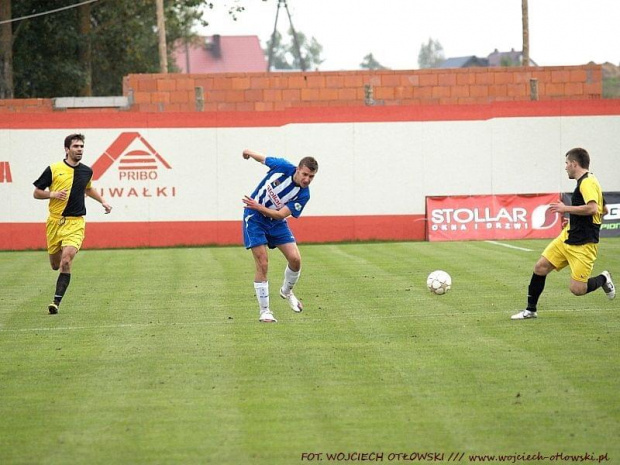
[46,216,86,255]
[542,229,598,282]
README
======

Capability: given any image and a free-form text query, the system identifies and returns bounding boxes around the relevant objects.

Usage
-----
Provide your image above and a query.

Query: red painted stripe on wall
[0,215,426,251]
[2,100,619,129]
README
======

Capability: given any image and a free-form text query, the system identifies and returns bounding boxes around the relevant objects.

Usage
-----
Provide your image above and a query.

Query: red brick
[569,69,587,82]
[138,79,158,92]
[545,83,565,96]
[419,74,438,86]
[156,79,176,92]
[255,101,274,111]
[488,84,508,97]
[431,86,451,98]
[326,75,344,88]
[381,74,400,86]
[338,88,357,100]
[213,77,232,90]
[264,89,283,101]
[470,85,489,97]
[306,75,325,88]
[401,74,419,86]
[282,89,301,102]
[231,77,251,90]
[413,87,433,99]
[244,89,264,102]
[300,88,320,101]
[565,82,583,96]
[343,74,363,87]
[451,85,470,98]
[318,88,339,101]
[506,84,527,97]
[438,73,457,86]
[551,70,570,83]
[133,92,152,104]
[149,92,168,104]
[494,72,514,84]
[170,90,192,103]
[374,87,394,100]
[224,90,246,103]
[287,76,305,88]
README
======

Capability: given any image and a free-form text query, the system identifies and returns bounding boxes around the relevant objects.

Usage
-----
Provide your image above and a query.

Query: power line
[0,0,99,26]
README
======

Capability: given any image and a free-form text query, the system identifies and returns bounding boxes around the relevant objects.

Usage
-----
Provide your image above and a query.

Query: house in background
[439,48,537,69]
[172,35,267,73]
[439,56,489,68]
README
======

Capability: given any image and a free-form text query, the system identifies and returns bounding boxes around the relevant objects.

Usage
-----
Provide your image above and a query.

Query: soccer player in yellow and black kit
[512,148,615,320]
[33,134,112,314]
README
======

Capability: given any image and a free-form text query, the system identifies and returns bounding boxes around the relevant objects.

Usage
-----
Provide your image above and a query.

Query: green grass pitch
[0,239,618,464]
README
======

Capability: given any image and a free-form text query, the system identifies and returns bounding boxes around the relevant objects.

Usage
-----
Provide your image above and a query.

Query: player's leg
[276,242,303,312]
[250,245,276,322]
[243,212,276,322]
[48,218,84,314]
[49,246,77,314]
[512,252,558,320]
[567,243,611,297]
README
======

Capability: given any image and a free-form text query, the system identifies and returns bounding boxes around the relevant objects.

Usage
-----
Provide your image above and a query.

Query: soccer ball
[427,270,452,295]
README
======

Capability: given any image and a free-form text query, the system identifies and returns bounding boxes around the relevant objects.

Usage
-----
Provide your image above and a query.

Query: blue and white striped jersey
[249,157,310,219]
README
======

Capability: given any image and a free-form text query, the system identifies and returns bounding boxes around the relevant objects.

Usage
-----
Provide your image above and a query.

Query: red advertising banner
[426,193,562,242]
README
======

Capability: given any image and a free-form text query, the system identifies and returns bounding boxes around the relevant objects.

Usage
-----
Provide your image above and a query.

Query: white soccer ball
[427,270,452,295]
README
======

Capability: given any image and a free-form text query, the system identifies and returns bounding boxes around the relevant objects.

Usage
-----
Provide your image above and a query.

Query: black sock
[54,273,71,305]
[527,273,546,311]
[586,274,606,294]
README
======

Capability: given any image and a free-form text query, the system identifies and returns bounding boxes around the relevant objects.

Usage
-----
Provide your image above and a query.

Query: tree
[0,0,13,98]
[360,53,387,70]
[7,0,210,98]
[266,28,324,71]
[417,38,444,69]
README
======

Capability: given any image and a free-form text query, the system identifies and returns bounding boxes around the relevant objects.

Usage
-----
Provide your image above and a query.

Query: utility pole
[0,0,13,98]
[522,0,530,66]
[156,0,168,73]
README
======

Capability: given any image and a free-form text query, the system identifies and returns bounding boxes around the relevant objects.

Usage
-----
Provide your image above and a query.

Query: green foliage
[1,239,619,463]
[417,37,445,69]
[603,76,620,99]
[266,28,324,71]
[11,0,208,97]
[360,53,388,70]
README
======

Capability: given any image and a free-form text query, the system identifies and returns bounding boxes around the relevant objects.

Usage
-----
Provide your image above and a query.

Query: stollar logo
[531,204,559,230]
[92,132,176,199]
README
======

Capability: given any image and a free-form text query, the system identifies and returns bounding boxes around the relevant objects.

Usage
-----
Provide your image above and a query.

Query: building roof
[173,35,267,74]
[439,56,489,69]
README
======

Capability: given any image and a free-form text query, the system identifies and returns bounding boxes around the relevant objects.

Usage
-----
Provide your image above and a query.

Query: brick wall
[0,65,603,113]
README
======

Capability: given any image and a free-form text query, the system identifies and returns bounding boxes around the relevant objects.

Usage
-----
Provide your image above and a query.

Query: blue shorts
[243,209,296,249]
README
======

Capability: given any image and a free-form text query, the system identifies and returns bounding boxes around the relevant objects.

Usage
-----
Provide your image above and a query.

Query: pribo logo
[0,161,12,183]
[92,132,171,181]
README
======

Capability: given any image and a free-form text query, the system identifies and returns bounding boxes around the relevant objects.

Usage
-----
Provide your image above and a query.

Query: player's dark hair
[566,147,590,169]
[64,133,85,150]
[299,156,318,172]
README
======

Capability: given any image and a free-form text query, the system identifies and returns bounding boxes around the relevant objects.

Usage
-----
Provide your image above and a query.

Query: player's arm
[242,196,291,220]
[549,200,598,216]
[33,187,67,200]
[242,149,266,164]
[85,187,112,214]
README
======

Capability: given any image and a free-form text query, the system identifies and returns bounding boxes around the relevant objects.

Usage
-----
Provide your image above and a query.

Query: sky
[198,0,620,70]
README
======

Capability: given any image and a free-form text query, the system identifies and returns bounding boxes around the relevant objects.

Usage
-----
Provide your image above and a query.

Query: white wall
[1,114,619,224]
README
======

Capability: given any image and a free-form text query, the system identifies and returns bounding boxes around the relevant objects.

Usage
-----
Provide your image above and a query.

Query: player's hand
[242,150,252,160]
[242,195,258,210]
[102,202,112,214]
[561,216,568,228]
[51,189,68,200]
[549,201,566,214]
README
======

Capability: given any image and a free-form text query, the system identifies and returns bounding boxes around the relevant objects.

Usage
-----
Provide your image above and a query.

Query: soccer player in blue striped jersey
[242,149,319,323]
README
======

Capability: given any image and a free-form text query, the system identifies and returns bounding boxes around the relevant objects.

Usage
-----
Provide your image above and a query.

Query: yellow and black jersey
[566,172,603,245]
[33,160,93,217]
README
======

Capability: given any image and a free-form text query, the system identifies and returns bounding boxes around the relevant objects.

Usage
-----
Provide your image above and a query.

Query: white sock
[254,281,270,313]
[281,266,301,295]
